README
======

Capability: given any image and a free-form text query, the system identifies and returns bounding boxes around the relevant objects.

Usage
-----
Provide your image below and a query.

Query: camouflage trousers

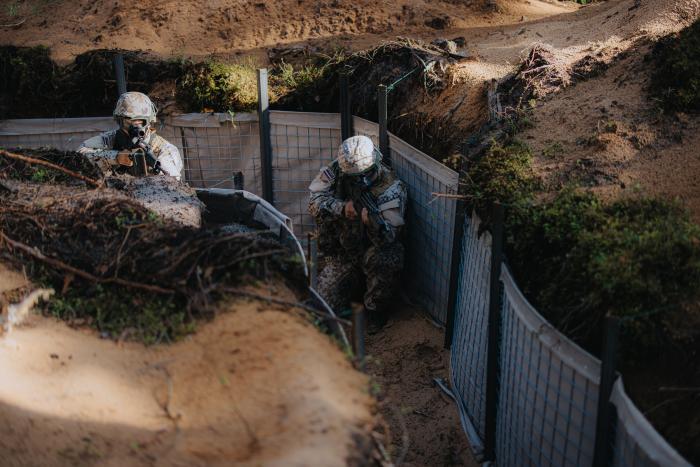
[315,220,404,314]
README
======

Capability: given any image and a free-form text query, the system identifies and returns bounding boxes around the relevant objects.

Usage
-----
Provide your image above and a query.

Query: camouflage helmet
[337,135,382,175]
[113,92,158,124]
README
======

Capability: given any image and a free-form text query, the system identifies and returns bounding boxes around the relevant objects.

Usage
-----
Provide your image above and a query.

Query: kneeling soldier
[309,135,407,330]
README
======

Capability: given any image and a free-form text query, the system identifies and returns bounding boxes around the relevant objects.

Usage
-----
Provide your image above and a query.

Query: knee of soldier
[363,243,405,271]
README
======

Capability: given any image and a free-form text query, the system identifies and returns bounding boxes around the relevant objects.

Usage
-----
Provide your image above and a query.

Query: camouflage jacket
[78,129,183,180]
[309,160,407,245]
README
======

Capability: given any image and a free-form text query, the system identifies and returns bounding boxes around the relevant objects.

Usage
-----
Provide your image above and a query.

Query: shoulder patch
[322,167,336,182]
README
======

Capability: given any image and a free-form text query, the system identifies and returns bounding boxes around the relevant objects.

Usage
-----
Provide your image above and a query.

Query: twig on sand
[0,150,102,187]
[221,287,351,325]
[0,231,174,295]
[0,18,26,28]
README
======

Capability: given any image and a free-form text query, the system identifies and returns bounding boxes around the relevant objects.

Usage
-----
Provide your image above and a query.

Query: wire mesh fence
[2,114,691,466]
[269,111,342,237]
[610,379,692,467]
[450,213,492,446]
[450,212,692,466]
[0,117,114,151]
[497,267,600,467]
[164,113,263,193]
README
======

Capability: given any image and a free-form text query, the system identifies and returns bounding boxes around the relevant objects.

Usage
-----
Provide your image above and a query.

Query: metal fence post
[378,84,390,166]
[113,53,127,97]
[257,68,274,203]
[352,307,366,371]
[593,316,620,467]
[340,74,353,141]
[444,198,466,349]
[484,202,505,462]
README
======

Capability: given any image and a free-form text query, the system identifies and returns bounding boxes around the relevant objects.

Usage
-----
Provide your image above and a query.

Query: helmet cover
[113,92,158,124]
[337,135,382,175]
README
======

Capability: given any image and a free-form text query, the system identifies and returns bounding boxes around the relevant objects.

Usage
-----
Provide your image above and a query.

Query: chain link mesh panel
[610,379,692,467]
[166,113,262,193]
[269,111,342,237]
[450,214,492,446]
[0,117,114,151]
[497,267,601,467]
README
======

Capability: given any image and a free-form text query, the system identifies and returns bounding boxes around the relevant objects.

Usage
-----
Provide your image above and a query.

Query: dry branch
[0,150,102,187]
[0,231,174,294]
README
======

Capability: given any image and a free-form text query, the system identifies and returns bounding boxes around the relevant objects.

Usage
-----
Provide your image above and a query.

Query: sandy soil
[0,0,575,63]
[522,39,700,220]
[366,306,477,467]
[0,263,28,294]
[0,285,376,467]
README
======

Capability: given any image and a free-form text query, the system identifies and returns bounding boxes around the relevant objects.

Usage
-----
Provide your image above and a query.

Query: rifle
[113,126,161,176]
[350,185,390,233]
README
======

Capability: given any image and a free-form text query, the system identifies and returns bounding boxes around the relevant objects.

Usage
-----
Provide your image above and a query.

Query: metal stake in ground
[113,53,127,97]
[257,68,274,203]
[352,306,366,371]
[484,202,505,462]
[340,74,353,141]
[378,84,390,166]
[593,316,621,467]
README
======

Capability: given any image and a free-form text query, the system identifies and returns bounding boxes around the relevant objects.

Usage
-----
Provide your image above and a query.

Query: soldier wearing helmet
[78,92,183,180]
[309,135,407,330]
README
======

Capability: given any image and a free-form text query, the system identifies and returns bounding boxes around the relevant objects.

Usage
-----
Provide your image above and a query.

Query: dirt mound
[0,0,569,63]
[0,149,308,342]
[0,293,376,466]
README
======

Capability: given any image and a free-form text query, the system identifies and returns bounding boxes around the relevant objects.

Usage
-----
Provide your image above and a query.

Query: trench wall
[0,113,690,466]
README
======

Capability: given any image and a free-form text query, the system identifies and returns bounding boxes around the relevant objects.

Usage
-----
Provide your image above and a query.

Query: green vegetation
[176,51,346,113]
[650,18,700,113]
[177,58,259,113]
[46,285,193,345]
[465,140,700,353]
[464,140,539,214]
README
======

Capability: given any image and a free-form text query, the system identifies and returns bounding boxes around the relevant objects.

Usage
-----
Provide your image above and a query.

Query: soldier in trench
[309,135,407,331]
[78,91,183,180]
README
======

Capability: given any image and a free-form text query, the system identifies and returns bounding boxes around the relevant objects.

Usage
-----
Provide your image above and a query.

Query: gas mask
[128,123,148,144]
[356,166,380,189]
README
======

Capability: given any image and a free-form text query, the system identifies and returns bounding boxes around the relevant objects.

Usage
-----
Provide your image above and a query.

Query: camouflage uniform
[78,92,183,180]
[309,159,407,315]
[78,130,183,180]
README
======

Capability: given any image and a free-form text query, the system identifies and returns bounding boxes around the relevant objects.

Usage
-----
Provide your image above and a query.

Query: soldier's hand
[361,208,370,226]
[116,151,133,167]
[344,200,358,219]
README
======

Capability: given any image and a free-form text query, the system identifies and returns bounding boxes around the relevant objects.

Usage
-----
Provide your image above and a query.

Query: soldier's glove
[116,151,134,167]
[343,200,358,219]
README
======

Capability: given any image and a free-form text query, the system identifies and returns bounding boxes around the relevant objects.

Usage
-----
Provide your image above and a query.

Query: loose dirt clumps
[366,306,477,467]
[0,292,376,467]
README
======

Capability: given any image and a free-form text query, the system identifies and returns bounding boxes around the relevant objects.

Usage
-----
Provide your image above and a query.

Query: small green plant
[30,167,48,182]
[7,2,19,17]
[542,142,564,158]
[46,283,193,344]
[507,190,700,353]
[599,119,618,133]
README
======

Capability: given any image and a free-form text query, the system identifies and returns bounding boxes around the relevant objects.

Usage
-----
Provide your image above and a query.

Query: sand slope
[0,289,375,466]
